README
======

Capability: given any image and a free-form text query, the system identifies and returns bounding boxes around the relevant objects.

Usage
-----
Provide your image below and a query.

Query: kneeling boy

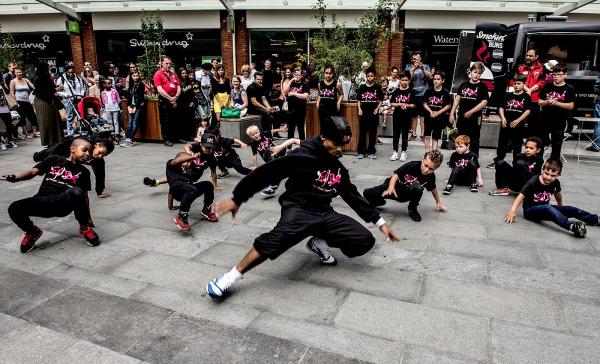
[363,150,448,222]
[4,139,99,253]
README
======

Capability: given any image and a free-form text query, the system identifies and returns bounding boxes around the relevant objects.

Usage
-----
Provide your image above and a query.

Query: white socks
[222,266,242,285]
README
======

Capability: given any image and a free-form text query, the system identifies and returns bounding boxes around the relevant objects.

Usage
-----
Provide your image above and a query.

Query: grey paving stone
[0,224,70,250]
[126,313,358,364]
[247,211,281,228]
[53,340,142,364]
[298,261,423,302]
[300,346,369,363]
[423,276,566,331]
[40,218,137,244]
[488,260,600,300]
[109,226,219,258]
[132,284,262,329]
[21,286,173,353]
[560,298,600,338]
[0,312,28,338]
[486,223,595,253]
[0,267,69,316]
[249,312,404,364]
[490,319,600,364]
[334,292,490,361]
[539,248,600,275]
[42,264,147,298]
[0,247,62,274]
[391,218,486,240]
[0,323,77,364]
[402,345,484,364]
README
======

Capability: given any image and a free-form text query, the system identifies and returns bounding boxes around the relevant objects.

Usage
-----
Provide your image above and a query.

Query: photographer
[405,51,432,142]
[56,65,86,136]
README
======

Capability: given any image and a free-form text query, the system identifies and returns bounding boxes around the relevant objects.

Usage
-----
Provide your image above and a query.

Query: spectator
[153,56,181,147]
[405,51,432,141]
[586,73,600,152]
[514,49,546,141]
[32,61,63,146]
[246,72,275,135]
[122,70,145,147]
[10,67,39,138]
[387,66,400,93]
[82,66,99,98]
[177,68,196,142]
[212,64,231,124]
[354,61,370,87]
[316,65,343,131]
[280,67,292,92]
[229,75,248,115]
[282,67,309,140]
[240,64,253,90]
[101,78,122,137]
[262,59,275,94]
[211,58,220,76]
[0,80,17,149]
[125,63,138,90]
[56,65,86,136]
[3,62,17,86]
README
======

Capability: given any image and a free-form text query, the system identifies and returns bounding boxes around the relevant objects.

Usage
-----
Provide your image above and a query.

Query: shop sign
[0,33,50,51]
[128,32,195,49]
[471,23,509,108]
[432,34,460,46]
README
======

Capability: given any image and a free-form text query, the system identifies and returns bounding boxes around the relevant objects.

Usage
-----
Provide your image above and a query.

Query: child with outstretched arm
[504,159,599,238]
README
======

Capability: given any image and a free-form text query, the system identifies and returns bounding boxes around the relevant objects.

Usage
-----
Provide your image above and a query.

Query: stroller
[73,96,118,142]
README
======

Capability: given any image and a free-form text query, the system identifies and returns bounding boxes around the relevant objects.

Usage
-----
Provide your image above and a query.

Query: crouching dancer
[4,139,99,253]
[206,116,400,299]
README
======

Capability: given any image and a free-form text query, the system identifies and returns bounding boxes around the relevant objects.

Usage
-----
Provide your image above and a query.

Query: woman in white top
[387,66,400,93]
[9,67,39,138]
[239,64,253,90]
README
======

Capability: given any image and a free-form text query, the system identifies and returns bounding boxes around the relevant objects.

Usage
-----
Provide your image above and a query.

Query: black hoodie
[232,137,381,224]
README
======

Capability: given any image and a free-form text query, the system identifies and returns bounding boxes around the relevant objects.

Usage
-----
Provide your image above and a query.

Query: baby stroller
[75,96,118,143]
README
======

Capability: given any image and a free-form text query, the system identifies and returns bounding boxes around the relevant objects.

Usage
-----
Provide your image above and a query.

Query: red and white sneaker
[20,226,42,253]
[80,226,100,246]
[200,207,218,222]
[174,214,191,231]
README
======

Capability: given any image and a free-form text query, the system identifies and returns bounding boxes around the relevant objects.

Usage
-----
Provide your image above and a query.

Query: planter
[220,115,262,144]
[121,99,163,142]
[306,101,360,152]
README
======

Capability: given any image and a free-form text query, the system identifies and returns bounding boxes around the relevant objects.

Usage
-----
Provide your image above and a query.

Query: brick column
[69,13,98,74]
[220,10,250,76]
[70,33,84,73]
[374,12,405,76]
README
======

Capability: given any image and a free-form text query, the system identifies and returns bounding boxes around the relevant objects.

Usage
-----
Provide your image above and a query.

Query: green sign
[67,20,80,34]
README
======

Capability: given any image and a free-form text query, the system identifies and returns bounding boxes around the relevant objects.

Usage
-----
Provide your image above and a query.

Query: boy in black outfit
[169,132,219,232]
[200,128,252,179]
[246,124,289,195]
[449,62,489,156]
[422,71,452,152]
[443,134,483,194]
[504,159,598,238]
[389,71,416,162]
[490,74,531,167]
[206,116,400,299]
[33,136,114,198]
[356,68,383,159]
[490,136,543,196]
[4,139,99,253]
[538,62,575,160]
[363,150,448,222]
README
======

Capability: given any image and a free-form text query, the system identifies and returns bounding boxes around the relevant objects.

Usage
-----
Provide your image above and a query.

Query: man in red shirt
[515,49,546,141]
[153,56,181,147]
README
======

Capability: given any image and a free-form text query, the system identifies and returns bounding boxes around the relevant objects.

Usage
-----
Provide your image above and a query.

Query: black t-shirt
[502,92,531,123]
[448,151,480,169]
[539,83,575,126]
[211,78,231,95]
[35,155,91,196]
[262,69,274,91]
[390,87,416,118]
[457,81,489,117]
[287,80,309,112]
[250,131,285,163]
[166,159,191,184]
[357,84,383,115]
[520,175,561,210]
[246,83,265,114]
[318,80,338,113]
[514,154,544,177]
[423,88,452,121]
[213,137,237,159]
[393,161,436,192]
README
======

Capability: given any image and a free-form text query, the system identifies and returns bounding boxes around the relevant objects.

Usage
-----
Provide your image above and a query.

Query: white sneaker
[206,274,236,299]
[0,143,7,151]
[400,151,407,162]
[390,151,399,161]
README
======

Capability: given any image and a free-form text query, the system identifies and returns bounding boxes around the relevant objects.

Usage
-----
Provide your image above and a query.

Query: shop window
[250,31,308,70]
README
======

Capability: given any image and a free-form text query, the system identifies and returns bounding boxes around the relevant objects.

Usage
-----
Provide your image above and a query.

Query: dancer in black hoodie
[206,116,400,299]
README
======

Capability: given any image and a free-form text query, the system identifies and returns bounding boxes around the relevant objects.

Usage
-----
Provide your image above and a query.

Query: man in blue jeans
[504,159,599,238]
[585,73,600,152]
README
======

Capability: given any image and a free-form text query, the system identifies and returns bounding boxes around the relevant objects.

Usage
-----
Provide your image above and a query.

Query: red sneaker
[20,227,42,253]
[174,214,191,231]
[80,226,100,246]
[200,207,218,222]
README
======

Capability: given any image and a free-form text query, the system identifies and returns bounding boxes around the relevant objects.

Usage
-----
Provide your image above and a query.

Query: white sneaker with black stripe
[306,237,337,265]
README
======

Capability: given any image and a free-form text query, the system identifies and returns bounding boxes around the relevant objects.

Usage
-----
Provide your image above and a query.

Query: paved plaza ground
[1,135,599,363]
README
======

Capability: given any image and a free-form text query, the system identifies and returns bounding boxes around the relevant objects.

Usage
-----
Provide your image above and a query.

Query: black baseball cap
[201,132,216,148]
[321,116,352,145]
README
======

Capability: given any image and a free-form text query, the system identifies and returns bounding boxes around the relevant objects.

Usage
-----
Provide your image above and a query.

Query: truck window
[526,34,600,72]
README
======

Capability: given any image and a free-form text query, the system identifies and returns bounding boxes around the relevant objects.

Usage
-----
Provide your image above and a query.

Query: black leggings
[358,112,379,155]
[448,162,477,186]
[287,108,306,140]
[17,101,38,128]
[217,155,252,175]
[170,180,214,213]
[363,181,425,208]
[254,205,375,260]
[392,113,411,152]
[8,188,90,233]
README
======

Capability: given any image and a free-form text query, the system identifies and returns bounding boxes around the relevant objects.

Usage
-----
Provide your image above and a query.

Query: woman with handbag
[10,67,39,139]
[0,81,18,150]
[226,75,248,118]
[32,61,63,146]
[211,65,231,124]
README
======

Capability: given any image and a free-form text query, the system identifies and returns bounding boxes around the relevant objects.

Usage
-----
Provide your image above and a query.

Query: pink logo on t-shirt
[403,174,420,185]
[533,191,552,203]
[456,159,470,167]
[547,91,566,101]
[49,166,80,184]
[506,99,524,110]
[429,96,444,106]
[394,94,411,103]
[361,92,378,102]
[314,169,342,193]
[461,88,478,98]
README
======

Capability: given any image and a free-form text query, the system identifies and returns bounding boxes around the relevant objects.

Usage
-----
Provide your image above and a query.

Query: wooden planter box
[121,99,163,142]
[306,101,360,153]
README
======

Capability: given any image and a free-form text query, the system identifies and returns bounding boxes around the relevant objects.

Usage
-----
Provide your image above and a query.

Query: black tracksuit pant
[287,108,306,140]
[392,112,411,152]
[254,205,375,260]
[159,97,176,142]
[363,181,424,208]
[218,154,252,175]
[448,162,477,186]
[494,159,529,191]
[170,180,214,213]
[8,188,90,233]
[358,112,379,155]
[495,124,524,163]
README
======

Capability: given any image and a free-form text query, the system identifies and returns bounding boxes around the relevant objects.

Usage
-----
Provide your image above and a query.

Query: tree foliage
[0,26,22,72]
[136,10,165,85]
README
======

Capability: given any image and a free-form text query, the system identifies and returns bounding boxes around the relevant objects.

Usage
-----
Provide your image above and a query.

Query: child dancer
[363,150,448,222]
[207,128,252,179]
[490,136,543,196]
[422,71,452,152]
[389,71,416,161]
[449,62,489,156]
[356,68,383,159]
[168,133,219,232]
[504,159,598,238]
[443,135,483,194]
[4,139,99,253]
[206,117,400,299]
[101,78,122,136]
[246,124,292,195]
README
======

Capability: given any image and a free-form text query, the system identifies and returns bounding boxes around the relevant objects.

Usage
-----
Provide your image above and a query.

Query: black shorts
[424,116,446,140]
[254,205,375,260]
[413,96,426,117]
